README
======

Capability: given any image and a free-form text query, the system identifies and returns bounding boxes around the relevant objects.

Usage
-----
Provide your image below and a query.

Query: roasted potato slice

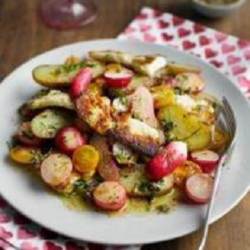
[32,60,105,88]
[151,85,176,109]
[158,105,201,140]
[210,128,229,152]
[185,124,211,151]
[89,50,167,77]
[175,73,205,94]
[120,167,174,197]
[26,90,74,110]
[31,109,72,139]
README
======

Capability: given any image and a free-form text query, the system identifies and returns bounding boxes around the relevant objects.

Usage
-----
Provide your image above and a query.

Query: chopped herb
[119,96,128,107]
[162,121,174,132]
[173,87,184,95]
[212,101,218,109]
[74,180,89,193]
[138,181,161,195]
[104,54,113,61]
[60,61,86,74]
[6,139,18,150]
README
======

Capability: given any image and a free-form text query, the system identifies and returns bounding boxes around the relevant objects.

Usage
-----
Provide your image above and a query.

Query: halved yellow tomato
[173,160,202,188]
[151,85,175,109]
[9,146,42,165]
[72,145,100,179]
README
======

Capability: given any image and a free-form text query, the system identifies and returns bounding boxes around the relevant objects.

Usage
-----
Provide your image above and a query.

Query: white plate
[0,39,249,245]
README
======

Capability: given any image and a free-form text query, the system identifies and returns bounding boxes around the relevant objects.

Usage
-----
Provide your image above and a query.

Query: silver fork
[198,97,237,250]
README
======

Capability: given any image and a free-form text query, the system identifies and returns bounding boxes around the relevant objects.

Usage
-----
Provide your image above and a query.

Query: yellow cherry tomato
[72,145,100,179]
[151,85,175,109]
[9,146,42,164]
[173,160,202,188]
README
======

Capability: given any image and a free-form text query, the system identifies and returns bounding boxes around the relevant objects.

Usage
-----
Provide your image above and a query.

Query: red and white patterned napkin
[1,6,250,250]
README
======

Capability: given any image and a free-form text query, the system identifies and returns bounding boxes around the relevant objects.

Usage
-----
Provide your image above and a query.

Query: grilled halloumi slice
[89,50,167,77]
[76,93,113,134]
[132,55,167,77]
[89,50,133,66]
[110,117,163,156]
[26,90,74,110]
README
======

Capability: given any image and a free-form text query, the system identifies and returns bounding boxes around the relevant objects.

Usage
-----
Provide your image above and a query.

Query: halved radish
[191,150,219,173]
[70,68,92,98]
[104,69,133,88]
[146,141,187,181]
[93,181,127,211]
[40,153,73,187]
[166,141,188,168]
[185,173,214,204]
[55,126,86,155]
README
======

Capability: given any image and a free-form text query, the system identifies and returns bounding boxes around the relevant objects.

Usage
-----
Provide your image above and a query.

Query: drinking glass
[39,0,97,30]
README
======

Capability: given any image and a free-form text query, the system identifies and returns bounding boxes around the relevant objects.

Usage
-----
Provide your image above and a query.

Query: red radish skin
[185,173,214,204]
[40,154,73,187]
[93,182,127,211]
[191,150,219,173]
[70,68,92,98]
[146,141,187,181]
[104,70,133,88]
[16,122,42,147]
[55,126,86,155]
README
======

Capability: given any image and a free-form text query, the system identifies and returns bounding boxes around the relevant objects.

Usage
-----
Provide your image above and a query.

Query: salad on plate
[8,50,229,214]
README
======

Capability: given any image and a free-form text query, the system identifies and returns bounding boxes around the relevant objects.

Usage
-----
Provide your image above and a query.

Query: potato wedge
[32,60,105,88]
[120,167,174,197]
[31,109,72,138]
[158,105,201,140]
[185,124,211,151]
[26,90,74,110]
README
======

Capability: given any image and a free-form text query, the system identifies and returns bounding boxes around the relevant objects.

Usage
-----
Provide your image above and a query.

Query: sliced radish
[16,122,42,147]
[40,153,73,187]
[146,141,187,181]
[70,68,92,98]
[55,126,86,155]
[104,69,133,88]
[185,173,214,204]
[93,181,127,211]
[191,150,219,173]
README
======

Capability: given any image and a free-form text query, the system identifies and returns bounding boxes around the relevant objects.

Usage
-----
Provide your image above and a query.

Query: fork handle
[197,155,226,250]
